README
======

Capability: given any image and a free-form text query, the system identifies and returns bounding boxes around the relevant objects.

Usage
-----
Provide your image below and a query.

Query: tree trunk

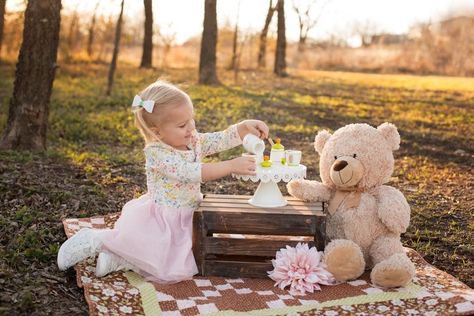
[66,9,79,58]
[274,0,287,76]
[0,0,61,151]
[199,0,219,85]
[106,0,125,96]
[0,0,6,59]
[257,0,275,69]
[297,14,305,52]
[87,1,100,58]
[140,0,153,68]
[298,35,306,52]
[229,0,240,70]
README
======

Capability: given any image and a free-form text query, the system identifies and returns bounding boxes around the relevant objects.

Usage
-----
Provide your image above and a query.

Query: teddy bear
[287,123,416,288]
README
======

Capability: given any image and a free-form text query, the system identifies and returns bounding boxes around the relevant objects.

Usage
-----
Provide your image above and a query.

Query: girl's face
[152,102,195,150]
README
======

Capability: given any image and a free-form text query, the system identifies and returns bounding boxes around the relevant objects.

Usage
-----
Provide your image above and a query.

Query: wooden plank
[205,194,304,202]
[205,237,317,257]
[192,211,203,275]
[213,233,314,241]
[204,194,294,201]
[204,195,321,205]
[200,202,322,212]
[315,214,327,250]
[197,206,325,216]
[200,201,323,210]
[202,211,325,236]
[202,196,322,207]
[203,260,272,278]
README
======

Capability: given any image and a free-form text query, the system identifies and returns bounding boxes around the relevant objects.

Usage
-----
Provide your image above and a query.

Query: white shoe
[57,228,102,271]
[95,252,136,277]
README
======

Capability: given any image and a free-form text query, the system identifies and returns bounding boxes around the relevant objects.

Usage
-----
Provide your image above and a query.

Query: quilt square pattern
[63,214,474,315]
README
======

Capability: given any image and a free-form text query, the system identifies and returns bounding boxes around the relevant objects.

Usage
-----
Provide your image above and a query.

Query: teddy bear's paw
[370,253,415,288]
[287,180,305,199]
[324,239,365,281]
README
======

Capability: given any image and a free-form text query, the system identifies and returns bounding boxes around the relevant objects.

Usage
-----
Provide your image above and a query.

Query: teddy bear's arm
[287,179,332,202]
[375,185,410,234]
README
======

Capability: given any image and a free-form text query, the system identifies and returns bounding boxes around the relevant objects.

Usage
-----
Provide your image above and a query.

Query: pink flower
[268,243,336,295]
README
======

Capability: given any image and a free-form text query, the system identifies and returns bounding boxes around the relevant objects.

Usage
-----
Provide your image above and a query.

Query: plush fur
[287,123,415,288]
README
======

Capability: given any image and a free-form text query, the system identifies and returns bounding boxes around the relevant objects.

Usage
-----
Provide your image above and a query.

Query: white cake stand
[232,164,306,208]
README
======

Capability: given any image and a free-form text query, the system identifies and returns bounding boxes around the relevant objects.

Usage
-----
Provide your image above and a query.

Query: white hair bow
[131,95,155,113]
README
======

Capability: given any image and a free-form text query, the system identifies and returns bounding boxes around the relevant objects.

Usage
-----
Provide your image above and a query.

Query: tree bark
[199,0,219,85]
[87,1,100,58]
[0,0,62,151]
[274,0,287,76]
[0,0,6,58]
[140,0,153,68]
[106,0,125,96]
[257,0,275,69]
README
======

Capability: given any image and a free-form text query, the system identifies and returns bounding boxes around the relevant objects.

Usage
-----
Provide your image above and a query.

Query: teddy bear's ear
[314,130,331,154]
[377,122,400,151]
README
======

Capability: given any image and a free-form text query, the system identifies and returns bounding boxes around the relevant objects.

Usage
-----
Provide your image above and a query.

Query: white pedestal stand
[233,164,306,208]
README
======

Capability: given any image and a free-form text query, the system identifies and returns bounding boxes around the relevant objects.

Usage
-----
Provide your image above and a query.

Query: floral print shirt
[144,124,242,209]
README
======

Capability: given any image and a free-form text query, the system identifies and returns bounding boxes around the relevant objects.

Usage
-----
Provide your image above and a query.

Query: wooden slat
[200,202,322,212]
[205,237,316,257]
[201,199,323,208]
[203,260,271,278]
[200,201,316,208]
[213,233,313,241]
[201,200,322,209]
[201,194,325,213]
[204,194,311,202]
[202,211,325,236]
[198,206,324,216]
[206,194,299,200]
[192,211,205,275]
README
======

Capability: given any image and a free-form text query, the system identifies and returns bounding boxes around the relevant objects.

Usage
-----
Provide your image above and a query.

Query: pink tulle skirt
[99,194,198,283]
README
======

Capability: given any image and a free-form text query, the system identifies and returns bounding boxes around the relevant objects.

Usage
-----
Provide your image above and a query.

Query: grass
[0,61,473,314]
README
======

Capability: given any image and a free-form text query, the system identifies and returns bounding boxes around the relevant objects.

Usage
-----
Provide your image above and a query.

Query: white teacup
[285,150,302,166]
[243,133,265,155]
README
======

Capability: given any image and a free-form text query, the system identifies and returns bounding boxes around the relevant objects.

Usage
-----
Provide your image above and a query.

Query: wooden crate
[193,194,326,278]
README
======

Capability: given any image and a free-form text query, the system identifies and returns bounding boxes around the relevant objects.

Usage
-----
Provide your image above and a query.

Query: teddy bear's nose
[333,160,348,171]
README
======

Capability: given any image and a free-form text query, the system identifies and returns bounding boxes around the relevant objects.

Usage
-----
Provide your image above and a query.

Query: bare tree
[257,0,276,68]
[199,0,219,85]
[229,0,241,70]
[233,32,251,83]
[352,20,379,47]
[292,0,328,52]
[140,0,153,68]
[157,24,176,68]
[66,4,80,58]
[274,0,287,76]
[106,0,125,96]
[87,0,100,58]
[0,0,6,59]
[0,0,61,151]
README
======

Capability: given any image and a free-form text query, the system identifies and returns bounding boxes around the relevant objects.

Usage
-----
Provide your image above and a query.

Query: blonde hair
[133,80,191,143]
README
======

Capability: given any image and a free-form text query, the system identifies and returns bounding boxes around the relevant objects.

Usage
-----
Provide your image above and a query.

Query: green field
[1,61,473,314]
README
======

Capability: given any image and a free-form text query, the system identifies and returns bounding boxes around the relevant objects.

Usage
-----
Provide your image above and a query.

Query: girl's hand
[237,120,269,140]
[229,156,256,175]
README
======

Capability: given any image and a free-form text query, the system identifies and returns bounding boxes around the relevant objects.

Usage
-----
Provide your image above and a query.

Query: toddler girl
[57,80,269,283]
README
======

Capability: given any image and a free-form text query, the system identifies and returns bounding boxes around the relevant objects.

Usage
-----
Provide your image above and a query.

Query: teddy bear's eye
[334,156,338,160]
[353,154,357,158]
